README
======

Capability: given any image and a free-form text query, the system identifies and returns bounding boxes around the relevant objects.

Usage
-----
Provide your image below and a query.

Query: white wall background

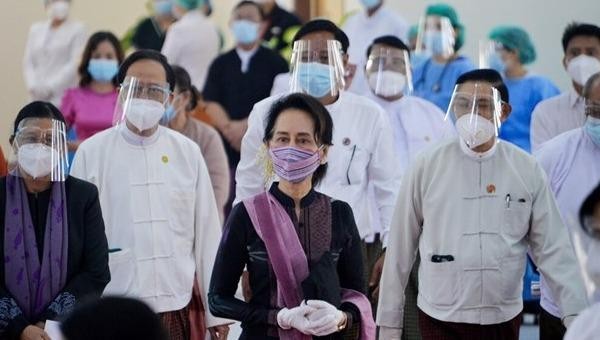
[1,0,598,152]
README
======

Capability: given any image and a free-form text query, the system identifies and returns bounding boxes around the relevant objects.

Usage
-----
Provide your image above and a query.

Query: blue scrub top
[412,56,475,112]
[499,75,560,152]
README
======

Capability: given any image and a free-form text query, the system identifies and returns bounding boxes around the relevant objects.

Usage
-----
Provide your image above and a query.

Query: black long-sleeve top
[209,184,366,339]
[0,176,110,339]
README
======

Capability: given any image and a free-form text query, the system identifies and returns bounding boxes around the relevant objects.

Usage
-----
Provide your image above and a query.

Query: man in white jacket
[377,69,588,339]
[71,50,230,339]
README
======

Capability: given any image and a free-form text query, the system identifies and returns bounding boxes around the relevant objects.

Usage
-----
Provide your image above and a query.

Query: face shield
[479,40,508,73]
[446,83,504,149]
[366,47,413,98]
[415,15,455,59]
[113,76,171,132]
[8,118,68,181]
[289,40,346,99]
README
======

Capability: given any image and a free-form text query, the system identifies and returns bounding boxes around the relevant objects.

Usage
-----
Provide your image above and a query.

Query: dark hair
[12,101,66,138]
[562,22,600,52]
[583,72,600,100]
[78,31,125,87]
[580,182,600,233]
[117,50,176,91]
[60,297,167,340]
[455,69,509,103]
[234,0,265,20]
[171,65,201,111]
[366,35,410,58]
[263,93,334,186]
[293,19,350,53]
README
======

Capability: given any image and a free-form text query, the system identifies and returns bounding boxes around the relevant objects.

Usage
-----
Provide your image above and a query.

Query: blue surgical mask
[154,0,172,16]
[489,52,506,74]
[87,59,119,83]
[232,20,260,45]
[585,116,600,147]
[297,62,333,98]
[163,104,177,123]
[424,31,445,56]
[360,0,380,10]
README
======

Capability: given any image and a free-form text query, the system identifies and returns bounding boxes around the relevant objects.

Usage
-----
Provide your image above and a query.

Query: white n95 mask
[17,143,57,179]
[567,55,600,86]
[368,71,407,97]
[125,98,166,131]
[455,114,496,149]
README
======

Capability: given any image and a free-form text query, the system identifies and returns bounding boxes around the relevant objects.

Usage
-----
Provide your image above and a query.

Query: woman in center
[209,93,374,339]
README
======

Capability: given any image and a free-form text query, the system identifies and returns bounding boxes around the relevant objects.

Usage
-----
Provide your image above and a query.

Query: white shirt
[564,303,600,340]
[236,47,258,74]
[70,126,228,327]
[162,10,220,90]
[535,128,599,317]
[530,89,586,152]
[234,91,401,243]
[23,19,87,106]
[342,6,409,97]
[371,94,454,171]
[377,139,588,327]
[270,72,290,97]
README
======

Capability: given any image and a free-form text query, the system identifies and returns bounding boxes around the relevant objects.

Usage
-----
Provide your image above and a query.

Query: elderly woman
[0,102,109,340]
[208,93,375,339]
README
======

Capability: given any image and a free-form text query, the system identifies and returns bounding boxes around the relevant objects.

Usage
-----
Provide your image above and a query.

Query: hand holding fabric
[277,304,315,334]
[305,300,345,336]
[20,325,51,340]
[379,326,402,339]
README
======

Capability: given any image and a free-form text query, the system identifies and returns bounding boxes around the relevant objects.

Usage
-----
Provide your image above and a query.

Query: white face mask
[567,55,600,86]
[368,71,407,98]
[125,98,166,131]
[47,1,70,21]
[455,114,496,149]
[17,143,57,179]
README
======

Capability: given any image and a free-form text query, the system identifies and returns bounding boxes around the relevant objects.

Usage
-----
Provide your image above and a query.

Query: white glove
[305,300,345,336]
[379,326,402,339]
[277,304,315,334]
[563,315,577,329]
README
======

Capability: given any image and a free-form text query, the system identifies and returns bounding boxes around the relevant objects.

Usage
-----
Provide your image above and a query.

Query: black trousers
[540,308,566,340]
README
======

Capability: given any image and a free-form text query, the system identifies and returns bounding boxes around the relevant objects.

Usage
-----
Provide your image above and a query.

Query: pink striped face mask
[269,146,322,183]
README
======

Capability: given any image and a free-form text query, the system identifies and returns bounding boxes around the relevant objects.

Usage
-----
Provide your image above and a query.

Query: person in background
[376,69,588,340]
[531,23,600,151]
[23,0,87,106]
[60,31,124,151]
[70,50,231,340]
[342,0,409,96]
[535,72,600,340]
[564,182,600,340]
[132,0,176,51]
[255,0,302,53]
[203,0,288,214]
[164,65,230,222]
[1,101,109,340]
[486,26,559,152]
[364,35,455,340]
[412,3,474,111]
[61,297,168,340]
[209,93,375,339]
[0,147,7,177]
[162,0,220,90]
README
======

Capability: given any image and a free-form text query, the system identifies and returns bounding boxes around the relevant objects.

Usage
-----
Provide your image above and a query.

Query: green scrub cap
[174,0,204,10]
[425,3,465,51]
[489,26,537,65]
